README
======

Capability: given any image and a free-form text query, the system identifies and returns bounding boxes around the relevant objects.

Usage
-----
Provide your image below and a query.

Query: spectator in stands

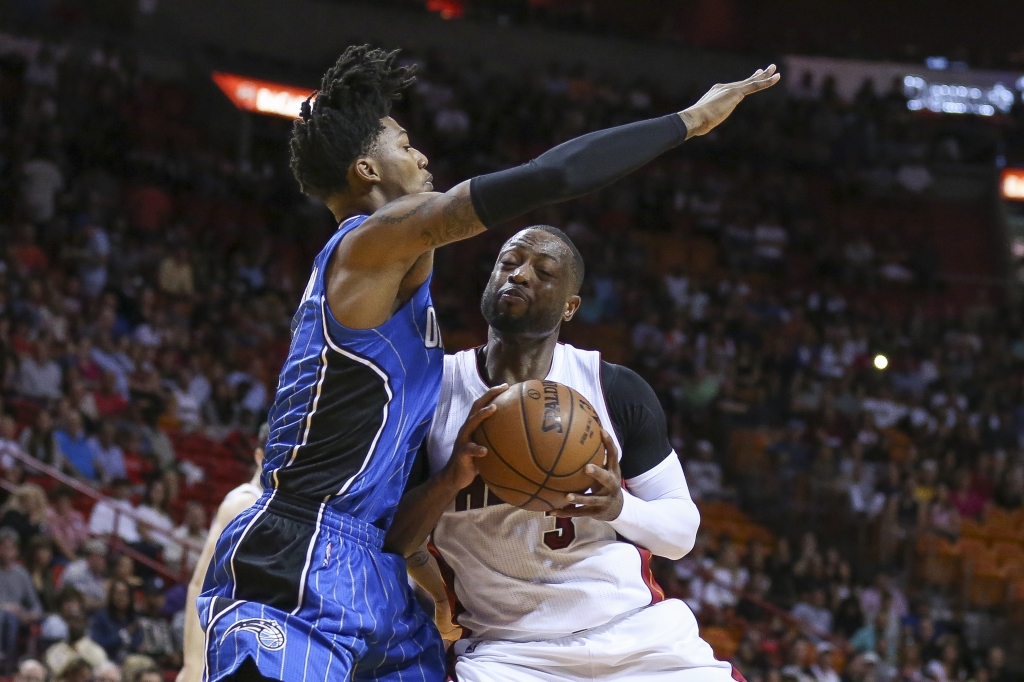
[926,484,961,540]
[26,535,58,613]
[19,410,60,468]
[158,247,195,298]
[0,483,49,551]
[60,540,109,612]
[791,587,833,637]
[18,341,63,402]
[134,479,174,559]
[110,554,142,590]
[14,658,47,682]
[54,412,97,481]
[0,414,27,469]
[54,657,92,682]
[166,501,206,575]
[20,149,63,225]
[47,487,89,562]
[94,661,121,682]
[684,440,734,501]
[134,667,162,682]
[45,588,110,675]
[984,647,1010,682]
[811,643,841,682]
[135,577,180,669]
[90,578,141,662]
[88,479,140,546]
[88,421,127,484]
[0,527,42,672]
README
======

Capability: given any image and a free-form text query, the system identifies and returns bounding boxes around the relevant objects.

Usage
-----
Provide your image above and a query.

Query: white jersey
[223,482,261,505]
[426,344,666,642]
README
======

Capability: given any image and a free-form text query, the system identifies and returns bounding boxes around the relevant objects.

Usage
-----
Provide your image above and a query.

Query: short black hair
[289,45,416,199]
[527,225,585,293]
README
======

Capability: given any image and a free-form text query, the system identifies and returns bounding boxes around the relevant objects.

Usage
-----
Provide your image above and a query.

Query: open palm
[680,64,780,138]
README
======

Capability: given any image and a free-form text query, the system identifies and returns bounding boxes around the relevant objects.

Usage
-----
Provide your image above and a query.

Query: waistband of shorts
[255,489,385,551]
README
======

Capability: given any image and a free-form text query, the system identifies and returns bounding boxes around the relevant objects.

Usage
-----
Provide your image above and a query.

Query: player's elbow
[665,501,701,560]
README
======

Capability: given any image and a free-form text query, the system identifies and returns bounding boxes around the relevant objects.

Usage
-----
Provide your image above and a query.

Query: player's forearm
[470,114,688,227]
[384,474,461,557]
[608,492,700,561]
[406,542,449,603]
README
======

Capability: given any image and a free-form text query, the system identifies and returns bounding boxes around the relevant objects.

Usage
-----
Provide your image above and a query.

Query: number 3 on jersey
[543,514,576,550]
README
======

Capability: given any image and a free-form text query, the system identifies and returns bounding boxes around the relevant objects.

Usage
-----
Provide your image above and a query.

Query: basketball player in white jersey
[384,226,742,681]
[176,425,267,682]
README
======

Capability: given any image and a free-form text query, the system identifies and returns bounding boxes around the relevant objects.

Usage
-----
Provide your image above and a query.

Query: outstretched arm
[353,65,780,264]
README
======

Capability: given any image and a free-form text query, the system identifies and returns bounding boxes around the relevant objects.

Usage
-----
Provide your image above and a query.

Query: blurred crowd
[1,22,1024,682]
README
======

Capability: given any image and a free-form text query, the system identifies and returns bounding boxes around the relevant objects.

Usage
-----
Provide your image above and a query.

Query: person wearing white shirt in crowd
[685,440,726,501]
[20,152,63,224]
[88,479,140,544]
[18,341,63,401]
[811,642,842,682]
[791,587,834,637]
[87,421,127,484]
[134,478,175,557]
[57,539,109,612]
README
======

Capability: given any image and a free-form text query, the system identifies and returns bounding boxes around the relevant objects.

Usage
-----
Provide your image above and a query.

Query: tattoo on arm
[407,550,431,568]
[377,200,429,225]
[420,193,480,248]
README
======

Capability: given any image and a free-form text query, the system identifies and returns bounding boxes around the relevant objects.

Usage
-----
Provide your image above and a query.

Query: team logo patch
[221,618,287,651]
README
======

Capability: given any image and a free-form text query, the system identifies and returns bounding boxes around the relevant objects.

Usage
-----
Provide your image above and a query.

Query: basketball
[472,380,606,512]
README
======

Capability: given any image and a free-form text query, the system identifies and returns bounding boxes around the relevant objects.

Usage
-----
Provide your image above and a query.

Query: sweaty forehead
[500,230,568,262]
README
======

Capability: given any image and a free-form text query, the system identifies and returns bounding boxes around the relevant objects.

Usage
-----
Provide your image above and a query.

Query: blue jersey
[263,214,444,528]
[200,218,446,682]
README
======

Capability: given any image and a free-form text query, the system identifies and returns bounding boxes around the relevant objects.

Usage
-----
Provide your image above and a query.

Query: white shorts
[452,599,737,682]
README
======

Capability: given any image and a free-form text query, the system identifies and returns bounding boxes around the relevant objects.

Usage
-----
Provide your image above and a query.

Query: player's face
[369,117,432,198]
[481,230,580,336]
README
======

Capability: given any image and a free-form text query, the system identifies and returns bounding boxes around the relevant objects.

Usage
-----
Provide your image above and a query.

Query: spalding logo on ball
[473,380,606,512]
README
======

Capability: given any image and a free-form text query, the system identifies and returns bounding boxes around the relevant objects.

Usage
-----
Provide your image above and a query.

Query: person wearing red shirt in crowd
[8,224,48,276]
[93,372,128,419]
[949,469,985,519]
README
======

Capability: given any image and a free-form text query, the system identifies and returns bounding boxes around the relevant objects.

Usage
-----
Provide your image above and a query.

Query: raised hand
[550,429,624,522]
[679,64,780,139]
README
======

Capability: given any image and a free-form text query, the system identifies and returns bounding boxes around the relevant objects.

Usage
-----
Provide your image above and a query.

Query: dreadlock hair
[289,45,416,199]
[528,225,585,294]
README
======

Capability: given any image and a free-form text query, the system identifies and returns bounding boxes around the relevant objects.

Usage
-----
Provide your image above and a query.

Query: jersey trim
[290,501,326,615]
[636,545,666,605]
[317,297,394,500]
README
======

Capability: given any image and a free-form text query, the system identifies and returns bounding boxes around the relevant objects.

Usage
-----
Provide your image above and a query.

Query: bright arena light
[874,354,889,370]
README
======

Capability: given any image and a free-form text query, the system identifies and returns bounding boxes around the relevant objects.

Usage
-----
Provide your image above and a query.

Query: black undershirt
[405,356,672,491]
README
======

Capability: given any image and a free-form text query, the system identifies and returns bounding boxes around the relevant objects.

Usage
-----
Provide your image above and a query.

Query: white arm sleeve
[607,452,700,561]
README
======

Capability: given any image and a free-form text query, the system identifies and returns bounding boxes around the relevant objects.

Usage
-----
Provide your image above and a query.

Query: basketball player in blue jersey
[198,44,778,682]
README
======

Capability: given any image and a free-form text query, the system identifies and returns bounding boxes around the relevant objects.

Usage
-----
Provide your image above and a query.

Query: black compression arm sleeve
[469,114,688,227]
[600,362,673,479]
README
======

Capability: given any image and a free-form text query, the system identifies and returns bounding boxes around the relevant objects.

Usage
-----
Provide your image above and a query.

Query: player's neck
[481,329,558,386]
[325,188,390,222]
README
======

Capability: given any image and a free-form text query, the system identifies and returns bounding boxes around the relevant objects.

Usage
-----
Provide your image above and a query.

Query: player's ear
[562,295,581,322]
[350,156,382,188]
[253,448,265,469]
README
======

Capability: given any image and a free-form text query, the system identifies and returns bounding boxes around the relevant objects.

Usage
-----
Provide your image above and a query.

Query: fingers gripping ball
[472,380,605,511]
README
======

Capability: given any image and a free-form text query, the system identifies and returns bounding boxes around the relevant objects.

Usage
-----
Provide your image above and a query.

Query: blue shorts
[198,490,444,682]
